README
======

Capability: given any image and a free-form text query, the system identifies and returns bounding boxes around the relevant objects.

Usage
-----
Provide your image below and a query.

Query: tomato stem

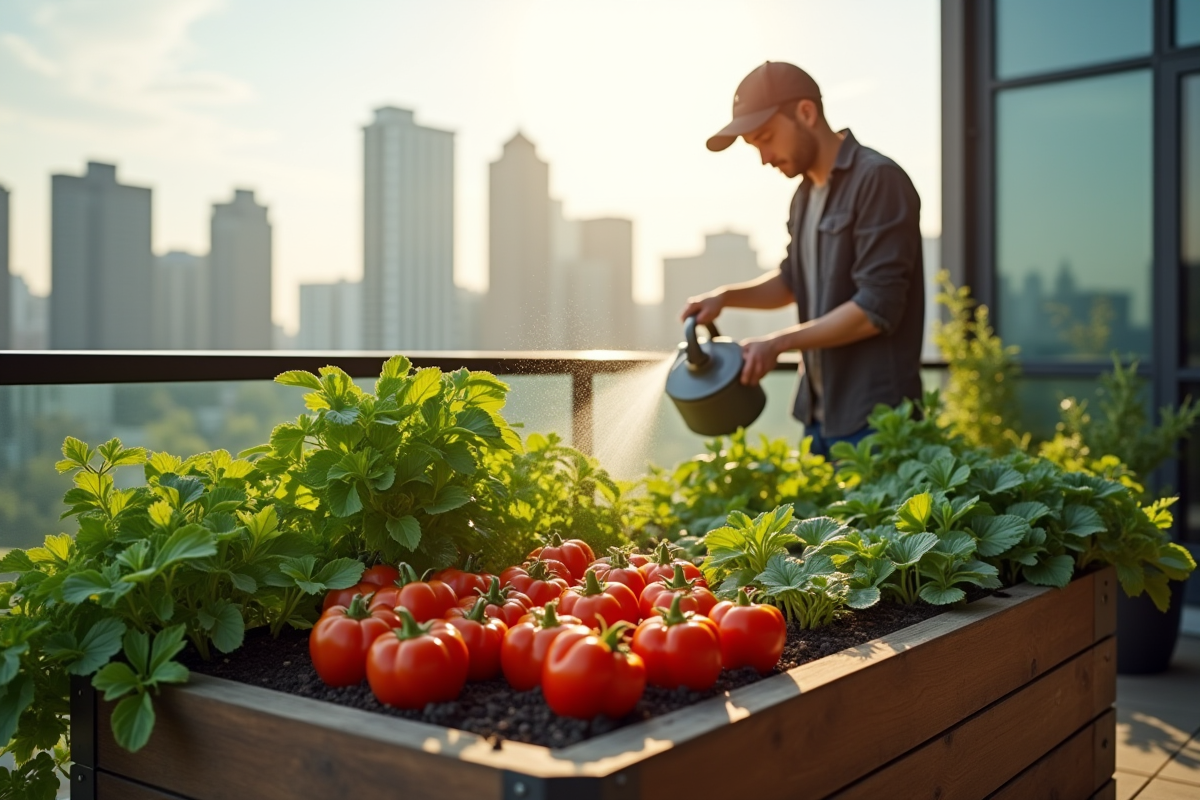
[581,569,605,596]
[393,607,433,640]
[735,588,753,607]
[540,600,561,629]
[344,593,373,619]
[464,597,489,622]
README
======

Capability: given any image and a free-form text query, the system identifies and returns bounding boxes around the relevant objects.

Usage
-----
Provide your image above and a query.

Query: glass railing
[0,350,948,550]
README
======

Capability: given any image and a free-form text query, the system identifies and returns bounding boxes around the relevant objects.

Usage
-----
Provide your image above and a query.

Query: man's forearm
[716,271,794,310]
[770,300,881,353]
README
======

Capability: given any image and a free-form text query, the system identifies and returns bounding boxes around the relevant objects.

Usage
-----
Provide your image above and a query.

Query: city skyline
[0,0,943,334]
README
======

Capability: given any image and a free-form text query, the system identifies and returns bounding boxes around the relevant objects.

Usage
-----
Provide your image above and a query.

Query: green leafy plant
[261,356,522,572]
[478,432,631,571]
[933,272,1028,454]
[1041,355,1200,487]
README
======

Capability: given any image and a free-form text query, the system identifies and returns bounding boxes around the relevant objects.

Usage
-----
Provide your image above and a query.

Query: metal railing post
[571,369,594,455]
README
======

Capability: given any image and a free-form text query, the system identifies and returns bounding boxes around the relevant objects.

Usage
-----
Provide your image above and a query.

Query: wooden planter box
[70,567,1117,800]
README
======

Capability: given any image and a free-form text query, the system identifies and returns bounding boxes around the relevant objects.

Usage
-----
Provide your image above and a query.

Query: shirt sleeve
[849,164,922,336]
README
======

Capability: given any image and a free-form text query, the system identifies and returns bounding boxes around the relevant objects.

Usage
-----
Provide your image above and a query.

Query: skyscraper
[152,251,209,350]
[362,107,455,351]
[486,132,552,349]
[547,209,636,350]
[0,184,9,350]
[50,162,153,349]
[298,280,362,350]
[659,231,793,348]
[210,189,272,350]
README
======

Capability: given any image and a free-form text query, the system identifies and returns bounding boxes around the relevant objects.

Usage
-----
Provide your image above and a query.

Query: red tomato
[542,622,646,720]
[558,569,640,629]
[360,564,400,588]
[309,595,399,687]
[709,589,787,674]
[444,598,509,681]
[529,534,596,581]
[591,548,647,599]
[639,564,718,620]
[639,540,706,588]
[432,556,495,601]
[366,609,469,709]
[631,595,722,691]
[323,581,376,613]
[450,577,531,627]
[368,563,458,622]
[500,560,570,606]
[501,602,588,692]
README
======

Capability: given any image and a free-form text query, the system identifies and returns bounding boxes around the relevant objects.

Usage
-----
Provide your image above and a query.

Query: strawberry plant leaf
[1060,504,1105,537]
[1006,501,1052,525]
[887,532,938,566]
[70,618,126,676]
[275,370,323,390]
[91,662,139,702]
[0,677,34,745]
[153,525,217,570]
[918,584,965,605]
[313,558,365,590]
[896,493,933,533]
[326,481,363,518]
[424,485,470,515]
[969,514,1029,557]
[110,692,155,753]
[1022,554,1075,587]
[386,516,421,550]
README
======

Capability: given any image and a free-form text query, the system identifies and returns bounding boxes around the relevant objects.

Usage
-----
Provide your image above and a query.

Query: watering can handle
[683,315,721,367]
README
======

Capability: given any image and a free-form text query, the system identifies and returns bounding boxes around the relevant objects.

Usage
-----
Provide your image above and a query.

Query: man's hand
[680,291,725,324]
[740,335,781,386]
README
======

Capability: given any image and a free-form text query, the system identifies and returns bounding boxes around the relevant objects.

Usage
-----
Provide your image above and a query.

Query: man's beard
[782,123,819,178]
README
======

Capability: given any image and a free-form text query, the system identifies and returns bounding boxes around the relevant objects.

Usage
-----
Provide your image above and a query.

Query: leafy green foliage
[932,272,1028,454]
[264,357,523,572]
[1040,356,1200,489]
[632,429,841,549]
[477,433,631,571]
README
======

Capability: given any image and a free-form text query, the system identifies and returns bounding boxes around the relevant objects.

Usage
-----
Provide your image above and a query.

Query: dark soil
[185,592,990,750]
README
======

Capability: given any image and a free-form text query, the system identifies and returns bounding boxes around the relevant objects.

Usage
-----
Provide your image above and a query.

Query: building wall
[298,280,362,350]
[362,107,455,351]
[486,133,552,349]
[50,162,153,349]
[210,189,272,350]
[153,251,209,350]
[10,275,47,350]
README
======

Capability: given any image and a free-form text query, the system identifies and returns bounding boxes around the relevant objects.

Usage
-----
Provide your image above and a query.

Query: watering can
[665,316,766,436]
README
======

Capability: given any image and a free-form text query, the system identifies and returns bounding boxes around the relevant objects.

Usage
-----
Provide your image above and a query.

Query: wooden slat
[986,709,1116,800]
[97,770,194,800]
[1090,779,1116,800]
[97,676,504,800]
[833,644,1114,799]
[620,571,1104,800]
[1094,567,1117,641]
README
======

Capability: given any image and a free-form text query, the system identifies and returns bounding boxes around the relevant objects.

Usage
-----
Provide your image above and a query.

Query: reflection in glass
[1185,75,1200,365]
[995,71,1153,361]
[1013,377,1097,442]
[995,0,1151,80]
[1187,385,1200,544]
[1179,0,1200,47]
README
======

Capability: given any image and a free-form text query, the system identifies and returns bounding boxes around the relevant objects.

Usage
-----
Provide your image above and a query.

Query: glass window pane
[996,0,1152,80]
[1014,376,1098,442]
[995,71,1153,362]
[1179,0,1200,47]
[1185,75,1200,366]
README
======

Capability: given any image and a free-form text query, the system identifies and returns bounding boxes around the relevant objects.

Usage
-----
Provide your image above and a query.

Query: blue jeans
[805,422,873,460]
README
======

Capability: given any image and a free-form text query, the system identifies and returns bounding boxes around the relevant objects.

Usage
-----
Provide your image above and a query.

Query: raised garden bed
[69,566,1117,799]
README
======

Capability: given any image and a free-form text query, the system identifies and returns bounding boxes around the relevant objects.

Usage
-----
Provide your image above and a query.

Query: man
[682,61,924,457]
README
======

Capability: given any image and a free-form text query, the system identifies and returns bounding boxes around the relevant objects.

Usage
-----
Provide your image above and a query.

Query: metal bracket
[69,763,95,800]
[69,674,96,769]
[502,768,640,800]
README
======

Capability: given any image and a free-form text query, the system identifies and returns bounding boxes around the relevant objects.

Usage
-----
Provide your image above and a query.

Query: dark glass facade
[947,0,1200,548]
[996,0,1152,79]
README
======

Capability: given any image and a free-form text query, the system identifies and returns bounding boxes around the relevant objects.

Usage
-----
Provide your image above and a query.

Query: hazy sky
[0,0,940,333]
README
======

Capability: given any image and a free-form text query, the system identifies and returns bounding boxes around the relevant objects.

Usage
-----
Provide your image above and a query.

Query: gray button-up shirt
[776,130,925,438]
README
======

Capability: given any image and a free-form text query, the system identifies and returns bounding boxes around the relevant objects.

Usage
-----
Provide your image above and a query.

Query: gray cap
[707,61,822,152]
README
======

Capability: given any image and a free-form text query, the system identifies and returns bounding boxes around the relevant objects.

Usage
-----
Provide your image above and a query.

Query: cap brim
[706,106,779,152]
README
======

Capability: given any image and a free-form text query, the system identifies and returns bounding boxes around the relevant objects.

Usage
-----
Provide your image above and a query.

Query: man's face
[743,105,818,179]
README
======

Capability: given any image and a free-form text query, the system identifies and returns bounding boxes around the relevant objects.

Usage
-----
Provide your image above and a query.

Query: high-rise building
[0,184,9,349]
[50,162,153,349]
[298,280,362,350]
[547,208,637,350]
[658,231,793,348]
[210,189,272,350]
[10,275,46,350]
[152,251,209,350]
[486,132,552,349]
[362,107,455,351]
